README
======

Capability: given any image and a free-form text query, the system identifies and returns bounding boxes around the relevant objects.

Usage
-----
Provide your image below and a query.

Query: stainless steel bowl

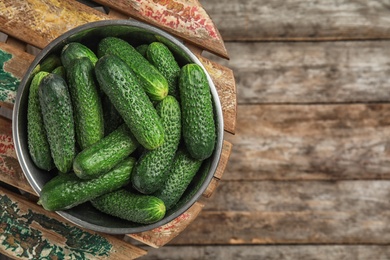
[12,20,224,234]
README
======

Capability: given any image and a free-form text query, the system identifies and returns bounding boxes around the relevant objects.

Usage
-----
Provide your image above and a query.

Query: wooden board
[203,41,390,104]
[0,187,147,259]
[168,180,390,245]
[224,104,390,181]
[200,0,390,41]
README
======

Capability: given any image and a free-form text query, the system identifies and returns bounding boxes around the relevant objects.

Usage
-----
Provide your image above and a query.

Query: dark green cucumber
[101,94,124,135]
[146,42,180,99]
[132,95,182,194]
[73,124,139,179]
[38,73,75,173]
[94,54,164,150]
[179,63,216,160]
[51,66,66,78]
[97,37,168,101]
[91,189,166,224]
[61,42,98,68]
[38,157,136,211]
[40,54,62,72]
[153,148,202,210]
[27,71,53,171]
[66,57,104,149]
[136,44,149,57]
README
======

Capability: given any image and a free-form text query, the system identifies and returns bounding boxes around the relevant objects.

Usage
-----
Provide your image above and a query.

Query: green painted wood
[0,49,19,105]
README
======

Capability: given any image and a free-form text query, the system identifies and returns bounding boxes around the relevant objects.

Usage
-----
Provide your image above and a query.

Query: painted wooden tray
[0,0,236,259]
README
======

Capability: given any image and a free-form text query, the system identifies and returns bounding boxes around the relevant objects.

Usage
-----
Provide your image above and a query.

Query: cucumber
[132,95,182,194]
[38,73,75,173]
[38,157,136,211]
[51,66,66,78]
[91,189,166,224]
[40,54,62,72]
[61,42,98,68]
[94,54,164,150]
[136,44,149,57]
[179,63,216,160]
[97,37,168,101]
[27,71,54,171]
[146,42,180,99]
[73,124,139,179]
[153,148,202,210]
[66,57,104,149]
[101,94,124,135]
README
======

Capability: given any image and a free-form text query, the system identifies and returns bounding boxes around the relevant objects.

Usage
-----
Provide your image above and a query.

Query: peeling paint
[0,193,113,259]
[0,49,19,104]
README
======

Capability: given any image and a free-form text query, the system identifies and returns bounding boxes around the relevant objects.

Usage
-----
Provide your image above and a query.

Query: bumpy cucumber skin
[38,157,136,211]
[132,95,182,194]
[61,42,98,68]
[27,71,54,171]
[66,57,104,149]
[91,189,166,224]
[38,73,75,173]
[179,63,216,160]
[153,148,202,210]
[73,124,139,179]
[146,42,180,99]
[102,94,124,135]
[95,54,165,150]
[97,37,168,101]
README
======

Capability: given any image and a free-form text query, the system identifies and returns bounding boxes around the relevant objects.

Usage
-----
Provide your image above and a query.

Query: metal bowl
[12,20,224,234]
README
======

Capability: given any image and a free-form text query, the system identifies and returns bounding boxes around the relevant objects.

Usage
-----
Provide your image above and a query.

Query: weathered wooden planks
[200,0,390,41]
[94,0,228,59]
[139,245,390,260]
[0,187,147,259]
[169,180,390,245]
[224,104,390,181]
[0,0,109,49]
[203,40,390,104]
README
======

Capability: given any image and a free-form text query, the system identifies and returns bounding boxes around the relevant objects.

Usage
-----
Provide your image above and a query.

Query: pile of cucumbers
[26,36,216,225]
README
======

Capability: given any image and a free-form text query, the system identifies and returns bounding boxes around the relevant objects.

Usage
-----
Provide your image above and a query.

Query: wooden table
[2,0,390,259]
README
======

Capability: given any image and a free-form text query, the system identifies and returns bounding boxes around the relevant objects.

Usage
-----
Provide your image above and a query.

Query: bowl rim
[12,19,224,234]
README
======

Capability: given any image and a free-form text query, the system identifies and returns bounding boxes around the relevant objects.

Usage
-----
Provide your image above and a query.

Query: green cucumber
[66,57,104,149]
[73,124,139,179]
[38,73,75,173]
[27,71,54,171]
[38,157,136,211]
[179,63,216,160]
[51,66,66,78]
[146,42,180,99]
[61,42,98,68]
[91,189,166,224]
[97,37,168,101]
[153,148,202,210]
[40,54,62,72]
[136,44,149,57]
[94,54,164,150]
[132,95,182,194]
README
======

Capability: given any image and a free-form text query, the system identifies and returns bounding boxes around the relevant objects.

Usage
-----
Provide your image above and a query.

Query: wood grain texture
[140,245,390,260]
[93,0,229,59]
[0,187,147,259]
[200,0,390,41]
[0,116,33,194]
[169,180,390,245]
[203,41,390,104]
[0,0,109,49]
[223,104,390,181]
